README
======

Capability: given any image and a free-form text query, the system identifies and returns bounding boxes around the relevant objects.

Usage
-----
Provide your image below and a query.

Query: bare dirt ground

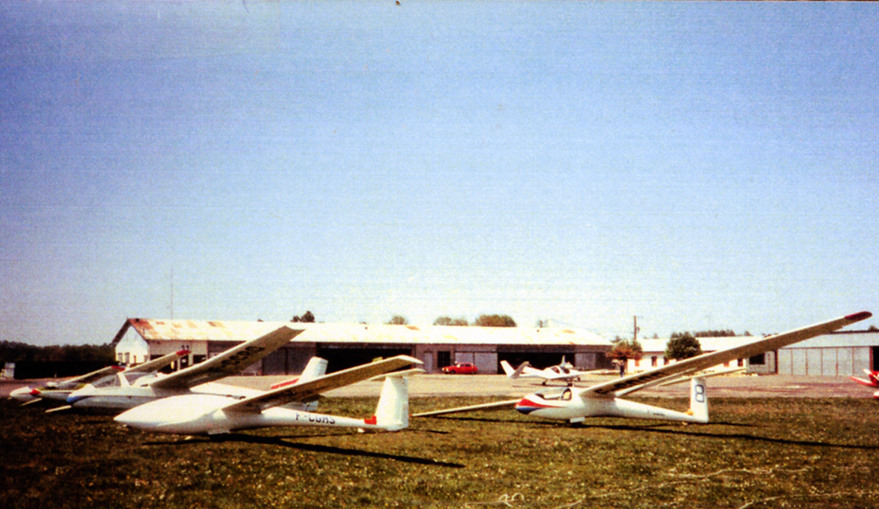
[2,373,873,400]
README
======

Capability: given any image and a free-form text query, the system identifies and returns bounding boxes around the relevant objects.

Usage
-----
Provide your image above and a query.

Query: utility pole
[633,316,640,341]
[169,267,174,319]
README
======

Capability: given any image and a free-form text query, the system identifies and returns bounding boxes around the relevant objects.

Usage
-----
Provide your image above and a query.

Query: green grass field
[2,396,878,508]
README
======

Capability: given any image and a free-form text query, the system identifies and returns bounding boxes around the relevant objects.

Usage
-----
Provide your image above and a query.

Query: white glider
[115,356,423,435]
[62,326,304,412]
[500,356,595,386]
[9,350,188,406]
[415,312,872,425]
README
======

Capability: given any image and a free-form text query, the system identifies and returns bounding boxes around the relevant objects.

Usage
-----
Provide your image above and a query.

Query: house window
[749,353,765,365]
[651,356,658,367]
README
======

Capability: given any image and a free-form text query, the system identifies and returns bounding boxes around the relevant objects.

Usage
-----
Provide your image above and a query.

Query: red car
[442,362,478,374]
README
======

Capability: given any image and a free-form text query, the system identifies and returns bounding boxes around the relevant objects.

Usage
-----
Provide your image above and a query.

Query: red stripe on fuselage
[516,396,561,410]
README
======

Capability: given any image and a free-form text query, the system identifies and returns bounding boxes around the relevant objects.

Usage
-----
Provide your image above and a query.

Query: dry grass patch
[1,397,878,508]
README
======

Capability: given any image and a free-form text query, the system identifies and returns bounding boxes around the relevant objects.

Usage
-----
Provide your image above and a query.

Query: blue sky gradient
[1,1,877,345]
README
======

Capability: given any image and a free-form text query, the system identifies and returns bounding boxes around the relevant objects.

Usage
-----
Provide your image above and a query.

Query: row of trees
[387,314,518,327]
[294,311,519,327]
[607,332,706,366]
[291,311,316,323]
[0,341,116,365]
[671,329,750,338]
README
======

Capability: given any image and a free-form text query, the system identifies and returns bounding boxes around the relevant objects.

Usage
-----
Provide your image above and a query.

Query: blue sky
[1,1,877,346]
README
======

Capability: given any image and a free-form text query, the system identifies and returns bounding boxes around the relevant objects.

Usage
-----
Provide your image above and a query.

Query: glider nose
[115,405,156,430]
[515,396,542,415]
[9,387,37,402]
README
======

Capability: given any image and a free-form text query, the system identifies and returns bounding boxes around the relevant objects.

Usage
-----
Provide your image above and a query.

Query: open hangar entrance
[316,344,415,372]
[496,347,613,372]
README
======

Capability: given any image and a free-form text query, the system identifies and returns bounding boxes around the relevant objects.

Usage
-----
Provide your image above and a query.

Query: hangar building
[632,330,879,377]
[777,331,879,376]
[112,318,615,375]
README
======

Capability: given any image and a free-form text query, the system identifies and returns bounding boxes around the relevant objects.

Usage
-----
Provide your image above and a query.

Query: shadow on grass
[417,414,560,426]
[143,433,465,468]
[585,422,879,451]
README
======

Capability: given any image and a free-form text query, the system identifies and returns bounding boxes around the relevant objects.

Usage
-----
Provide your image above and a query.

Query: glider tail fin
[270,357,330,412]
[300,357,329,383]
[500,360,516,377]
[501,360,529,379]
[689,377,709,423]
[373,374,410,431]
[298,357,329,412]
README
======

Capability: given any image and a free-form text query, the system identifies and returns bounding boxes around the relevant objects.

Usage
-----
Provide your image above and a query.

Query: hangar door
[497,348,612,372]
[497,346,576,372]
[316,345,415,373]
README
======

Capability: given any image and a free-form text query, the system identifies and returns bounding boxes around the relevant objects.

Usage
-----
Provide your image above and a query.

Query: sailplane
[415,312,872,425]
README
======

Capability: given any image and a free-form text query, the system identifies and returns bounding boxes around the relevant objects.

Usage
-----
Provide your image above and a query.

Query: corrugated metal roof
[122,318,611,346]
[128,318,284,341]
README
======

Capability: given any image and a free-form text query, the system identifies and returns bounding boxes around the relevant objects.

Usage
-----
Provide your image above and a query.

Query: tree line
[670,329,751,339]
[388,314,518,327]
[292,311,519,327]
[0,341,116,365]
[608,332,708,367]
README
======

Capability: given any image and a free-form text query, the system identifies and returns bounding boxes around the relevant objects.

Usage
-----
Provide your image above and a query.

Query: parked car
[442,362,478,374]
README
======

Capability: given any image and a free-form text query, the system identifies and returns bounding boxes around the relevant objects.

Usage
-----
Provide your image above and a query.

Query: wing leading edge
[63,366,124,385]
[221,355,423,413]
[123,350,189,374]
[148,326,304,391]
[582,311,872,398]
